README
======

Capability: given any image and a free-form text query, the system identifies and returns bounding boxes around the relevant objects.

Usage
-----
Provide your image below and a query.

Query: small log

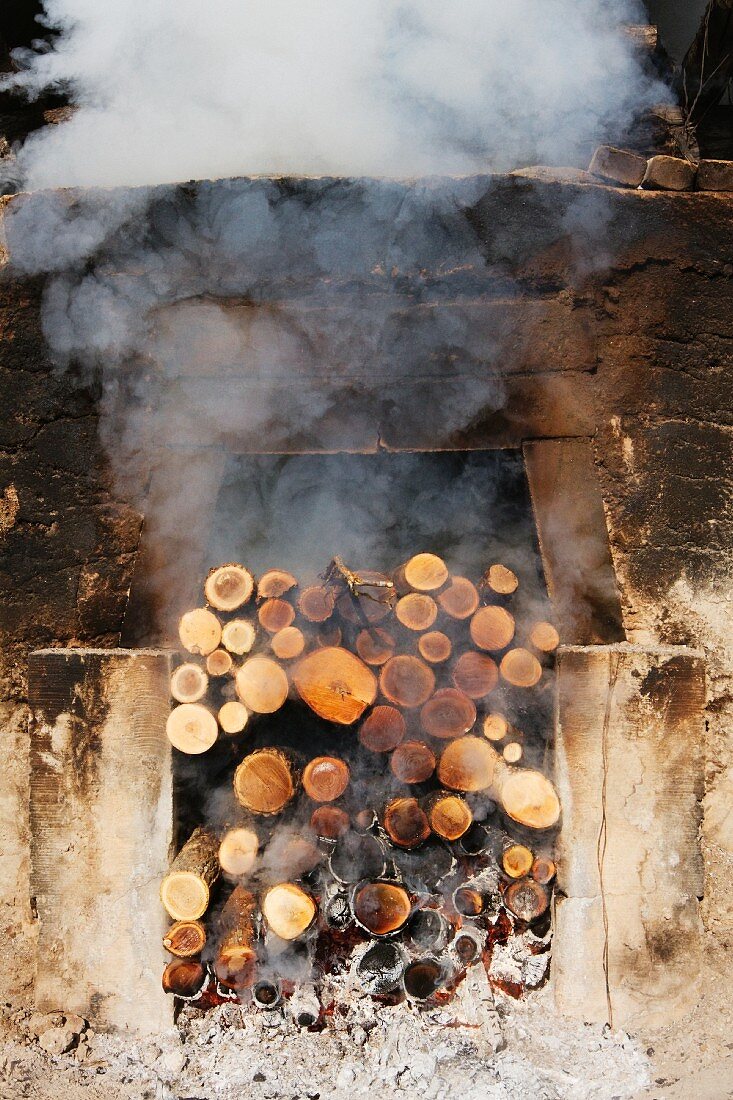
[218,700,249,735]
[235,657,289,713]
[380,655,435,708]
[394,553,449,593]
[298,585,335,622]
[335,570,393,625]
[353,882,411,936]
[403,958,444,1001]
[531,856,556,885]
[395,593,438,632]
[437,576,479,620]
[482,564,518,596]
[502,843,534,879]
[294,646,377,725]
[271,626,305,660]
[437,736,498,792]
[179,608,222,656]
[162,960,206,998]
[302,756,350,802]
[258,568,297,599]
[262,883,316,940]
[421,687,476,740]
[470,606,515,651]
[504,878,549,923]
[218,827,259,876]
[528,621,560,653]
[166,702,218,754]
[359,705,406,752]
[258,598,295,635]
[452,651,499,699]
[206,649,233,677]
[418,631,452,664]
[160,826,220,921]
[311,805,350,839]
[500,769,560,829]
[214,885,257,989]
[390,740,436,783]
[499,648,543,688]
[482,713,510,742]
[383,797,431,849]
[426,793,473,841]
[234,749,296,815]
[205,564,255,611]
[163,920,206,959]
[453,886,484,916]
[170,663,209,703]
[356,627,396,666]
[221,618,256,655]
[503,741,523,764]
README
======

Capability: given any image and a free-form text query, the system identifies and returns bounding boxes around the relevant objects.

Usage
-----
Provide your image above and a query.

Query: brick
[696,158,733,192]
[588,145,646,187]
[641,155,697,192]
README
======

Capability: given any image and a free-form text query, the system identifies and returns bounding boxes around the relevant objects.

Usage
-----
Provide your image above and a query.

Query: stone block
[641,155,697,192]
[588,146,647,187]
[696,159,733,192]
[553,645,706,1029]
[29,648,175,1034]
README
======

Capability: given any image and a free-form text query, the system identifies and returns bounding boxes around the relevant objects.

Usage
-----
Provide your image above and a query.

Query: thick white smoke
[8,0,666,188]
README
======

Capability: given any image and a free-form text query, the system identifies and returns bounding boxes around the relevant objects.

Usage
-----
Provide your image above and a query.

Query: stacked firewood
[160,554,560,1008]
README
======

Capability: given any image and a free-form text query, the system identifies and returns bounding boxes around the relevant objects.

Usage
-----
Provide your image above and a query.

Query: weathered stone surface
[641,155,697,191]
[588,145,647,187]
[696,158,733,191]
[553,645,706,1029]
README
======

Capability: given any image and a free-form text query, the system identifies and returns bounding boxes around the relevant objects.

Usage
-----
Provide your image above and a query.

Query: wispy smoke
[6,0,666,188]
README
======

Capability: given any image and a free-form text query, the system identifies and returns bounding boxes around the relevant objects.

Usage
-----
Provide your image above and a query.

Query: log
[162,960,206,998]
[482,713,510,742]
[221,618,256,655]
[453,886,484,916]
[426,793,473,841]
[317,623,342,647]
[336,570,393,625]
[502,843,534,879]
[404,958,444,1001]
[205,564,255,611]
[529,621,560,653]
[170,662,209,703]
[218,700,249,735]
[437,576,479,620]
[271,626,305,660]
[166,702,219,754]
[310,805,350,839]
[302,756,350,802]
[503,741,523,764]
[418,631,452,664]
[531,856,556,885]
[383,797,431,849]
[294,646,377,724]
[470,606,515,651]
[421,687,476,740]
[395,593,438,632]
[482,564,518,596]
[235,657,289,713]
[437,736,498,792]
[356,627,396,666]
[234,749,296,815]
[500,769,560,829]
[214,885,257,989]
[503,878,549,923]
[395,553,448,593]
[179,608,222,656]
[359,704,406,752]
[163,920,206,958]
[258,568,298,599]
[206,649,233,677]
[258,598,295,634]
[262,883,316,940]
[380,655,435,708]
[499,647,543,688]
[353,882,411,935]
[160,827,220,921]
[218,827,259,876]
[298,584,336,622]
[452,651,499,699]
[390,740,436,783]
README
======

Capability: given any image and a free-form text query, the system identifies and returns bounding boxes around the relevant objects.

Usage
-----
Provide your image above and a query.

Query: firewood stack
[160,554,560,1012]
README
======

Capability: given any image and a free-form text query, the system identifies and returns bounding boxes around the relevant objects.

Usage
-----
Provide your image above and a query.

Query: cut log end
[500,648,543,688]
[161,871,212,923]
[221,618,256,656]
[170,662,209,703]
[206,649,233,678]
[502,843,534,879]
[262,883,316,940]
[421,688,476,740]
[396,593,438,632]
[399,553,449,593]
[453,886,484,916]
[258,598,295,635]
[418,631,452,664]
[501,769,560,829]
[437,576,479,620]
[503,741,523,764]
[294,646,377,725]
[179,607,222,656]
[384,797,431,849]
[271,626,305,660]
[218,700,249,735]
[470,605,515,651]
[234,749,295,815]
[482,713,510,742]
[427,794,473,841]
[452,651,499,700]
[437,736,497,793]
[258,568,298,599]
[298,584,335,622]
[302,756,350,802]
[483,564,518,595]
[390,740,436,784]
[359,705,406,752]
[356,627,396,666]
[354,882,411,936]
[166,702,218,754]
[311,805,350,839]
[235,657,289,714]
[163,920,207,958]
[162,960,206,998]
[504,878,549,923]
[529,621,560,653]
[531,856,556,885]
[219,828,259,876]
[380,655,435,708]
[205,564,254,611]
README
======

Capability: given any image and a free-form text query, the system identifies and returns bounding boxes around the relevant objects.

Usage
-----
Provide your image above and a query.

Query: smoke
[5,0,667,188]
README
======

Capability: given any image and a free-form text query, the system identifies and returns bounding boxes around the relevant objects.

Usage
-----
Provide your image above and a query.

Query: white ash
[489,928,552,991]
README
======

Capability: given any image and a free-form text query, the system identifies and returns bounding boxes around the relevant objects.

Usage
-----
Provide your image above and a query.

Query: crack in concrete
[598,651,621,1029]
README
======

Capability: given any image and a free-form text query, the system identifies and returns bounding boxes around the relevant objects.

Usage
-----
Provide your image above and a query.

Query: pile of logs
[161,553,560,1009]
